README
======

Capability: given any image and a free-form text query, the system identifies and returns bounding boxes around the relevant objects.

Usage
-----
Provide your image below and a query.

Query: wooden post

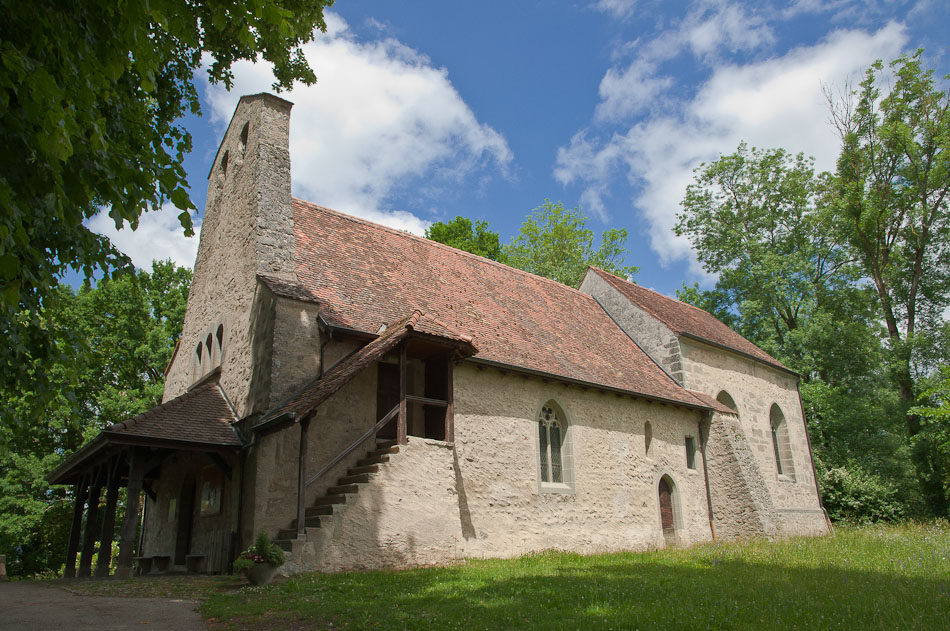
[296,418,310,538]
[116,449,143,578]
[63,480,88,578]
[397,343,407,445]
[95,463,120,577]
[445,359,455,443]
[77,482,102,578]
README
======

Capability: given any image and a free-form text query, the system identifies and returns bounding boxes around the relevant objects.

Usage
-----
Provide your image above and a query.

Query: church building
[49,94,829,578]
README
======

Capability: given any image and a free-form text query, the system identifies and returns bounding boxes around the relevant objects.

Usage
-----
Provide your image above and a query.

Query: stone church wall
[679,338,827,536]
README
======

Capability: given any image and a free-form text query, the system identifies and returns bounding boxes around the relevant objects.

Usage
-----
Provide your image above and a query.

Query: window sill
[539,482,575,495]
[777,474,796,483]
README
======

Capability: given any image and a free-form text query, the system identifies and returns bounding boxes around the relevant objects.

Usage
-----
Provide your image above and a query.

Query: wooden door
[174,478,195,565]
[658,478,675,536]
[377,363,400,439]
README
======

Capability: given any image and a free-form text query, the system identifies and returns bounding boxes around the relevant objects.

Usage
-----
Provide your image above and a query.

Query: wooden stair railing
[305,403,400,488]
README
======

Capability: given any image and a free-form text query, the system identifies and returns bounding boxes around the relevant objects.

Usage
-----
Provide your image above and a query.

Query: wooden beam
[63,479,88,579]
[77,483,102,578]
[116,449,144,578]
[445,360,455,443]
[296,418,310,538]
[404,395,448,407]
[398,343,407,445]
[95,463,120,577]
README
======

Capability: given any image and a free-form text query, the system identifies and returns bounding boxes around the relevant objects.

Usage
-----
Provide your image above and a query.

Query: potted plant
[233,531,286,585]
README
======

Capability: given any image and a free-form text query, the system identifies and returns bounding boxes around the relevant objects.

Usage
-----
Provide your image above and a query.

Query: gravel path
[0,581,206,630]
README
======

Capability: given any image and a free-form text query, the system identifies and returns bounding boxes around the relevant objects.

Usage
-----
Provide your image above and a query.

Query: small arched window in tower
[221,150,229,176]
[205,333,214,371]
[538,401,572,488]
[194,342,203,380]
[240,122,249,157]
[215,324,224,366]
[644,421,653,456]
[770,403,796,480]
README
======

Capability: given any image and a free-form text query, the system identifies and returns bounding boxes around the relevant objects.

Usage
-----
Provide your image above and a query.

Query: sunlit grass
[200,522,949,630]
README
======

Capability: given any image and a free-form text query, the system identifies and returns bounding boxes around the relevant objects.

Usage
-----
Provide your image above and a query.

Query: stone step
[277,528,298,541]
[274,539,294,552]
[367,445,399,458]
[327,484,360,495]
[338,472,373,485]
[290,515,322,530]
[357,455,389,466]
[347,464,380,475]
[376,439,397,449]
[306,505,335,517]
[314,494,348,506]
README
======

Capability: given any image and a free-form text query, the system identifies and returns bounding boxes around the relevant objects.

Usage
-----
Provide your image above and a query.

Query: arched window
[205,333,214,371]
[658,476,676,537]
[215,324,224,365]
[770,404,796,480]
[538,401,573,490]
[239,123,249,157]
[194,342,203,380]
[644,421,653,456]
[716,390,737,414]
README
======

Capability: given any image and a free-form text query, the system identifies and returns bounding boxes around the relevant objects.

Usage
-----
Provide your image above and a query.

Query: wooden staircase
[274,440,400,552]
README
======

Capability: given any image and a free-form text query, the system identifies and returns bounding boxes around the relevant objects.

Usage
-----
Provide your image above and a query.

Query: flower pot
[247,563,278,585]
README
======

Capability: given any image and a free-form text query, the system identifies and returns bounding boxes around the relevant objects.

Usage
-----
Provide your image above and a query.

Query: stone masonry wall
[453,364,713,558]
[578,271,684,382]
[679,338,827,536]
[163,95,295,420]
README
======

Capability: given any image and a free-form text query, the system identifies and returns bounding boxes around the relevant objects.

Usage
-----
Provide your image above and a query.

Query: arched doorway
[658,476,675,537]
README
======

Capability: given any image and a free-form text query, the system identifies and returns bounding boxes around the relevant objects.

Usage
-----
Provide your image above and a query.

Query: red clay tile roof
[688,390,738,415]
[292,199,710,410]
[587,266,788,372]
[106,377,242,447]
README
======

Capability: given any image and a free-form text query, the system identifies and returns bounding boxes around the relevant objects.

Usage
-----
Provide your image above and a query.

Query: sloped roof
[105,377,242,446]
[292,199,711,410]
[259,310,474,427]
[48,376,241,485]
[586,266,788,372]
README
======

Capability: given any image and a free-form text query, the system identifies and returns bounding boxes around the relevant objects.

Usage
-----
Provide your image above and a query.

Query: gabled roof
[291,199,712,410]
[258,310,475,429]
[586,266,788,372]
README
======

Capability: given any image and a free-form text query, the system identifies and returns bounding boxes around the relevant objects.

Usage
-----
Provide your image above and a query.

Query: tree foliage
[425,216,503,261]
[503,200,639,287]
[0,0,333,424]
[0,262,190,576]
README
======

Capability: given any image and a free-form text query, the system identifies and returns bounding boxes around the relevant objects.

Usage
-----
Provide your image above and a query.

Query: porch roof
[255,309,476,431]
[48,375,242,485]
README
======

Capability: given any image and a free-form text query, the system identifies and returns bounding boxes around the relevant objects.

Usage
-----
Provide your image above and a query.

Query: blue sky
[90,0,949,297]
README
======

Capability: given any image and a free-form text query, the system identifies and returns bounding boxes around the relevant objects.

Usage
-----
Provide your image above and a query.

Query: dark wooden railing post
[77,481,102,578]
[63,479,88,578]
[445,360,455,443]
[397,343,407,445]
[95,460,120,577]
[116,449,143,578]
[297,417,310,538]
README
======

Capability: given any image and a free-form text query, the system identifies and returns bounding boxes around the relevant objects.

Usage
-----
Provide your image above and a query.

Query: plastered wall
[679,338,827,536]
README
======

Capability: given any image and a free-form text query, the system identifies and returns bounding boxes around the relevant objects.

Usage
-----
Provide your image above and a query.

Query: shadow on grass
[204,555,950,630]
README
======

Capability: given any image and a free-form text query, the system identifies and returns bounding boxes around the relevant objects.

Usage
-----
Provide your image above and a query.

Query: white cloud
[557,22,908,276]
[592,0,638,19]
[203,13,512,235]
[87,203,201,271]
[596,59,673,121]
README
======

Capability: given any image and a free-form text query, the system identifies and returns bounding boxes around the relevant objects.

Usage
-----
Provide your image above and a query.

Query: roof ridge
[589,265,713,321]
[293,198,603,302]
[417,311,474,343]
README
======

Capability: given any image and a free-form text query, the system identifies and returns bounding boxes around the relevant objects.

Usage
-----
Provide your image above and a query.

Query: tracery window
[538,404,564,483]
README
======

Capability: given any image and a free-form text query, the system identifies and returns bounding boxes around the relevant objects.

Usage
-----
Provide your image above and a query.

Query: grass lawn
[70,522,950,630]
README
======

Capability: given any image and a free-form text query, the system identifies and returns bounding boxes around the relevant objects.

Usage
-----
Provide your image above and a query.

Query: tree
[828,50,950,514]
[425,216,503,260]
[503,200,639,287]
[0,261,191,576]
[0,0,334,424]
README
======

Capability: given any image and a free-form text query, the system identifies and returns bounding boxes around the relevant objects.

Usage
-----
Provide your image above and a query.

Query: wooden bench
[152,555,171,572]
[133,556,152,574]
[185,554,207,574]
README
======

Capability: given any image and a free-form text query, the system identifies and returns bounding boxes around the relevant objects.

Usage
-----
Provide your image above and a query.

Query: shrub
[233,531,285,572]
[819,464,906,523]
